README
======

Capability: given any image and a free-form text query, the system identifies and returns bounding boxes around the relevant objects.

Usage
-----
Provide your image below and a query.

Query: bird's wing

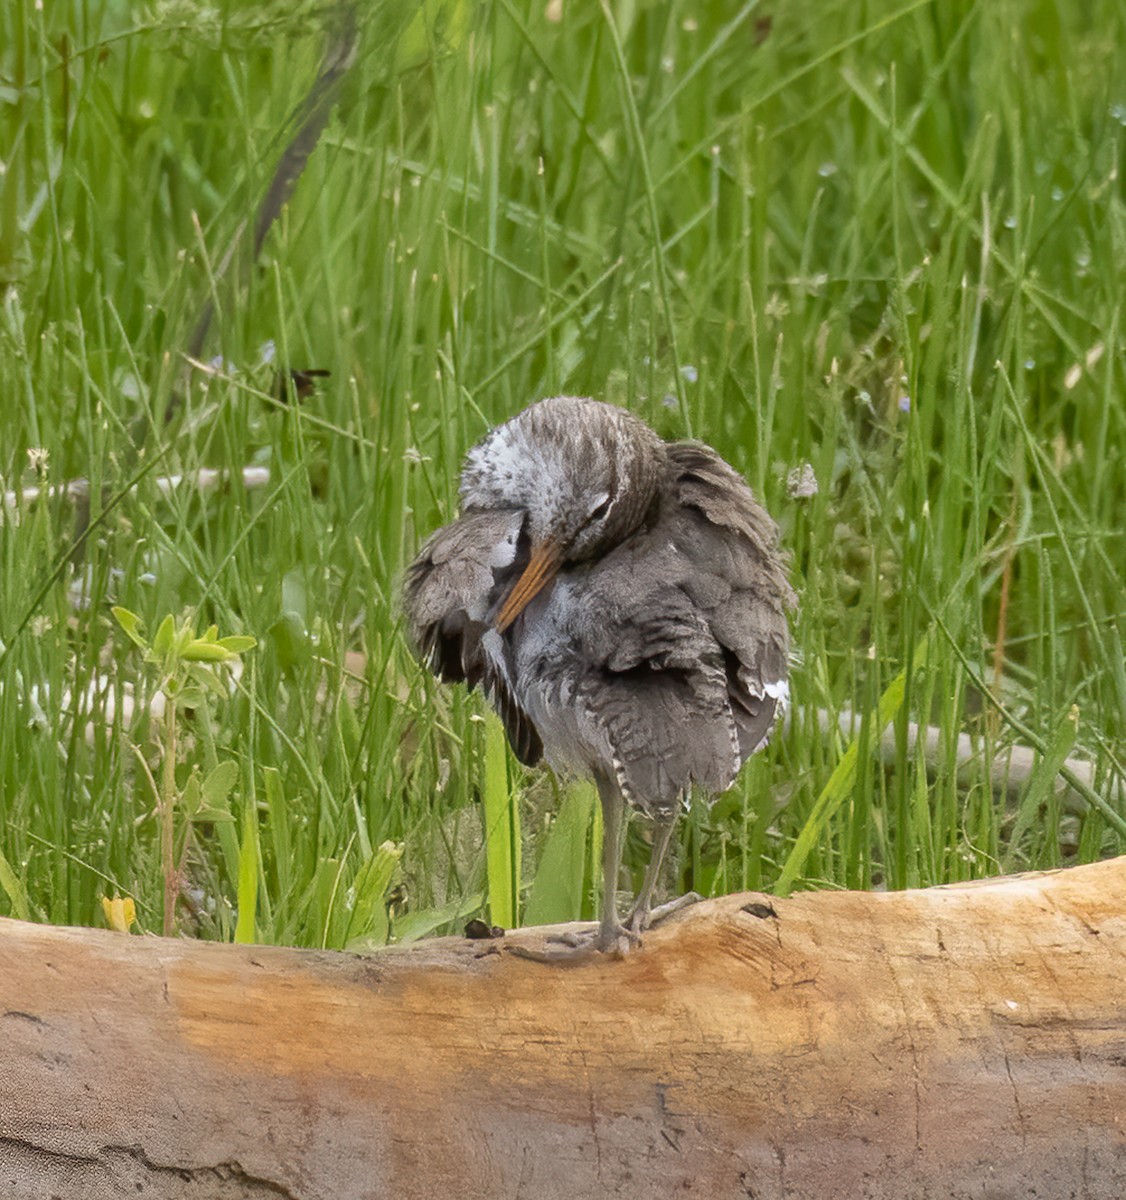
[403,508,543,765]
[665,441,795,758]
[561,442,794,804]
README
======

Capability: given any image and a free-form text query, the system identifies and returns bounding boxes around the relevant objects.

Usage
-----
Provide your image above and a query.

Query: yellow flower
[101,896,137,933]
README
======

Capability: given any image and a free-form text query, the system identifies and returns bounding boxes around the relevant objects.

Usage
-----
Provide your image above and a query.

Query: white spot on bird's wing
[488,524,520,569]
[763,679,789,703]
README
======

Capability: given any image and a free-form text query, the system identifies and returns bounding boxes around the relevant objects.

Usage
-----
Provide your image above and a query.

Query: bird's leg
[508,776,633,963]
[624,810,701,938]
[595,777,631,954]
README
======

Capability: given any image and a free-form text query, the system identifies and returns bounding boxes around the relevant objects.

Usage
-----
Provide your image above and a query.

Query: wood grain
[3,859,1125,1198]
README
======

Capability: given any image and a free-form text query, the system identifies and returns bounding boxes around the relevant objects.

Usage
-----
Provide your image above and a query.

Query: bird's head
[459,396,665,630]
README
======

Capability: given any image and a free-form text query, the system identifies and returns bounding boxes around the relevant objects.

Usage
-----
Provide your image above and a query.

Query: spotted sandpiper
[405,396,794,955]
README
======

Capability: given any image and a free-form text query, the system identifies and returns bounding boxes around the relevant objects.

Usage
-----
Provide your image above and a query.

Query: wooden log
[3,859,1125,1199]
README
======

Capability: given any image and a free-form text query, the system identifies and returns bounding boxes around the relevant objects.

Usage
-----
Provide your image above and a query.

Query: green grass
[1,0,1123,947]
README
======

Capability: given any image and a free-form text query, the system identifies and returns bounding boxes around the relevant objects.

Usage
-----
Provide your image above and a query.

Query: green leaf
[310,856,343,948]
[180,771,202,819]
[111,606,147,650]
[181,640,234,662]
[281,569,308,624]
[234,800,260,945]
[172,620,196,659]
[188,664,230,701]
[1004,704,1079,870]
[391,893,484,945]
[201,760,239,809]
[343,841,403,947]
[151,614,176,658]
[0,846,30,921]
[193,807,237,825]
[396,0,471,72]
[263,768,291,902]
[336,693,362,759]
[216,635,256,655]
[268,613,308,672]
[166,680,208,708]
[524,783,596,926]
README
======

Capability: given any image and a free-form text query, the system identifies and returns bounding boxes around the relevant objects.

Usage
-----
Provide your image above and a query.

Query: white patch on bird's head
[460,399,578,520]
[459,396,665,560]
[463,420,528,491]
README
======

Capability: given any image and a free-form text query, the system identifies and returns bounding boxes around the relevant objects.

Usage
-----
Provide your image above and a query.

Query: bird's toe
[506,920,639,964]
[627,890,704,937]
[597,922,640,957]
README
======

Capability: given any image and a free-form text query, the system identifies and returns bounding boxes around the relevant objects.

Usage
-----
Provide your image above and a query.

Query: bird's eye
[588,494,612,522]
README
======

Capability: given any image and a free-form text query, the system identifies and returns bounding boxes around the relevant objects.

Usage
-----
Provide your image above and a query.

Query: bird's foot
[507,921,639,964]
[626,890,704,939]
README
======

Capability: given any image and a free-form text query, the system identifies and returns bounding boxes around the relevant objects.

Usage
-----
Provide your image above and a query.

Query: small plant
[112,608,256,937]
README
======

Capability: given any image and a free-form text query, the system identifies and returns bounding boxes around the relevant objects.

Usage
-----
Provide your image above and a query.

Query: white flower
[786,463,818,499]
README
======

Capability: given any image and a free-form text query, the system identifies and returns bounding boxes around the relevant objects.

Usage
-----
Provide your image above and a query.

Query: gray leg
[596,775,628,953]
[623,810,677,935]
[507,775,632,963]
[508,797,694,963]
[624,811,702,936]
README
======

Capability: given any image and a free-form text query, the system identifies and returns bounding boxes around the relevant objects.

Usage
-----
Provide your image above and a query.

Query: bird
[404,395,795,956]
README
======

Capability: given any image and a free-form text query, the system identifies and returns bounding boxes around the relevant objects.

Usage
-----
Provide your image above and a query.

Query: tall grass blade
[777,638,928,897]
[234,798,260,945]
[482,713,520,929]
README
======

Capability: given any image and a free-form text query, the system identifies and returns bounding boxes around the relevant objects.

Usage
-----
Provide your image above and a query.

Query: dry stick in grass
[818,708,1121,818]
[1,467,272,521]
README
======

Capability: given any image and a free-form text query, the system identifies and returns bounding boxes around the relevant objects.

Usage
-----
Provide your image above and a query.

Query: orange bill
[495,540,564,632]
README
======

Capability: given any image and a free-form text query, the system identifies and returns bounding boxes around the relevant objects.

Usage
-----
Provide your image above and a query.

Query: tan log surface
[3,859,1126,1200]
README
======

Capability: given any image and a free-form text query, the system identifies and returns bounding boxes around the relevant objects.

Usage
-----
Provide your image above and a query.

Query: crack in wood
[0,1137,297,1199]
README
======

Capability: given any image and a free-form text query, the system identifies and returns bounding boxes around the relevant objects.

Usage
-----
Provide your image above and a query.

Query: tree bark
[2,859,1125,1200]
